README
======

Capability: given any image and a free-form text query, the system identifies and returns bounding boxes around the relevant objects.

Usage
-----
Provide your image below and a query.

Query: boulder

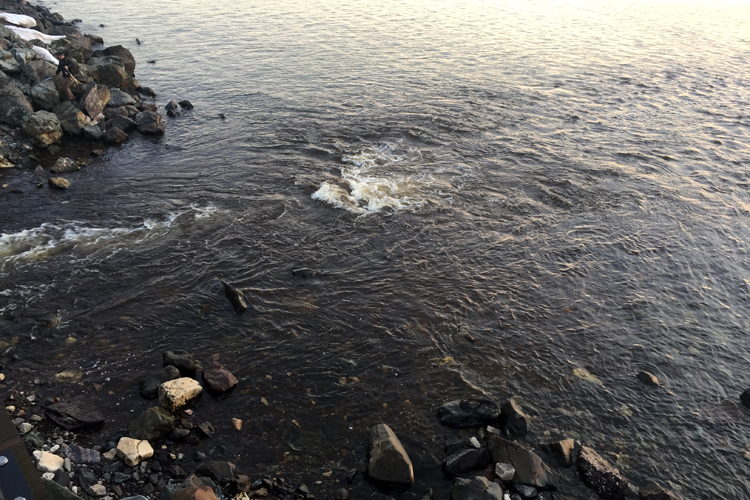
[0,83,33,125]
[123,105,140,118]
[135,110,164,135]
[437,399,500,428]
[163,351,200,376]
[108,87,136,107]
[139,365,182,399]
[128,406,176,441]
[83,124,103,139]
[179,100,194,109]
[443,447,491,477]
[159,377,203,411]
[48,177,70,189]
[103,126,128,144]
[498,399,529,436]
[367,423,414,489]
[173,486,220,500]
[87,56,129,88]
[50,157,79,174]
[116,437,154,466]
[0,51,21,74]
[23,60,56,83]
[640,481,681,500]
[104,106,129,120]
[22,110,62,147]
[196,461,236,483]
[11,48,36,64]
[46,396,104,430]
[31,80,59,110]
[202,361,239,393]
[165,99,180,112]
[0,69,9,88]
[451,477,503,500]
[33,450,64,472]
[50,34,93,64]
[79,81,103,118]
[61,444,100,464]
[53,101,86,135]
[542,438,577,466]
[577,446,629,500]
[637,371,659,387]
[108,114,136,132]
[103,45,136,75]
[488,435,560,489]
[445,435,476,455]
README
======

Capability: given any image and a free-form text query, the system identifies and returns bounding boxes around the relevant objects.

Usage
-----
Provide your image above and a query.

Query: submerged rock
[129,406,175,441]
[640,481,681,500]
[367,423,414,490]
[741,388,750,409]
[437,399,500,428]
[202,361,239,393]
[577,446,629,500]
[451,477,503,500]
[222,280,248,314]
[46,396,104,430]
[139,364,182,399]
[163,350,199,376]
[637,371,659,387]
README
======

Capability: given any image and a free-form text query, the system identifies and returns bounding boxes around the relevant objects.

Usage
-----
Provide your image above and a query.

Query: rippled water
[2,0,750,497]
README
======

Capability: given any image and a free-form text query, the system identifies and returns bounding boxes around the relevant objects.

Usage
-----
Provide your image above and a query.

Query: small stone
[48,177,70,190]
[637,371,659,387]
[42,471,55,480]
[18,422,32,434]
[470,437,481,448]
[103,449,117,460]
[437,399,500,428]
[158,377,202,411]
[495,462,515,481]
[116,437,154,466]
[202,361,239,393]
[231,418,242,430]
[33,450,65,472]
[86,484,107,497]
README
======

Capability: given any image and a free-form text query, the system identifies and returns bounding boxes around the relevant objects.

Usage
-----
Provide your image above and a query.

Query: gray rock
[50,157,80,174]
[367,423,414,489]
[11,48,35,64]
[108,114,136,132]
[195,461,236,483]
[445,435,475,455]
[637,371,659,387]
[541,438,577,467]
[80,81,103,119]
[31,80,59,110]
[87,56,129,89]
[108,87,136,107]
[165,100,180,112]
[179,100,194,109]
[61,443,101,464]
[163,351,199,377]
[139,365,182,399]
[128,406,176,441]
[135,110,164,135]
[222,280,247,313]
[46,395,104,430]
[0,54,21,74]
[53,101,86,135]
[437,399,500,428]
[103,126,128,144]
[104,106,129,120]
[102,45,136,75]
[498,399,529,436]
[23,60,57,83]
[488,435,560,489]
[83,124,103,140]
[451,476,503,500]
[22,111,62,147]
[640,481,681,500]
[577,446,629,500]
[495,462,515,481]
[443,447,491,477]
[0,83,33,125]
[509,484,537,499]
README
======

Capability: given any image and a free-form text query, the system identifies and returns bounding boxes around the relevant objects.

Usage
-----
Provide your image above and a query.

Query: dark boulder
[30,80,59,110]
[202,361,239,393]
[139,365,182,399]
[741,388,750,409]
[451,477,503,500]
[61,444,100,464]
[103,126,128,144]
[165,99,180,112]
[445,435,475,455]
[129,406,176,441]
[443,447,491,477]
[498,399,529,436]
[53,101,86,135]
[640,481,681,500]
[179,100,194,109]
[102,45,135,75]
[222,280,247,314]
[86,56,129,89]
[108,87,136,107]
[107,114,136,132]
[437,399,500,428]
[541,438,577,467]
[135,110,164,135]
[22,110,62,147]
[196,461,236,484]
[46,396,104,430]
[577,446,629,500]
[83,124,103,140]
[0,83,33,126]
[163,351,200,377]
[367,423,414,490]
[488,435,560,489]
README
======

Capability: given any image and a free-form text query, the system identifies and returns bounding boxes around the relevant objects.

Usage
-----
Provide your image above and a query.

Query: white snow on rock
[32,45,58,64]
[8,26,64,43]
[0,13,37,28]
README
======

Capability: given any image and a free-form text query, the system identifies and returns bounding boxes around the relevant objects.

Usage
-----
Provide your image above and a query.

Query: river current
[2,0,750,498]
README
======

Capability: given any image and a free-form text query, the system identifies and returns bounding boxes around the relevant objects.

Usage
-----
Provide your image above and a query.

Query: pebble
[231,417,242,431]
[50,444,60,453]
[470,437,481,448]
[42,472,55,480]
[30,414,42,422]
[18,422,32,434]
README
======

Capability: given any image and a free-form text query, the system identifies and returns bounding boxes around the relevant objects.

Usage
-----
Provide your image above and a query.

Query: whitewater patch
[312,142,439,214]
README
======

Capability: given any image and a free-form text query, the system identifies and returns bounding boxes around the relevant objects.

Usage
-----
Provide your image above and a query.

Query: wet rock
[222,280,248,314]
[53,101,86,135]
[23,60,57,83]
[129,406,176,441]
[498,399,529,436]
[31,80,60,110]
[138,102,158,112]
[24,429,45,448]
[80,81,103,119]
[165,100,180,112]
[86,484,107,497]
[159,377,202,410]
[47,396,104,430]
[577,446,629,500]
[367,423,414,489]
[33,450,64,472]
[291,268,318,279]
[108,87,136,107]
[196,461,236,483]
[0,51,21,74]
[202,361,239,393]
[170,428,191,440]
[541,438,577,467]
[47,175,70,189]
[509,484,538,499]
[451,476,503,500]
[445,435,475,455]
[116,436,154,466]
[83,124,103,139]
[108,114,136,132]
[444,447,491,477]
[87,56,129,88]
[741,388,750,409]
[637,371,659,387]
[488,435,560,489]
[173,486,220,500]
[103,126,128,144]
[135,109,164,135]
[103,45,136,75]
[167,107,180,118]
[712,399,745,420]
[197,421,216,438]
[139,365,182,399]
[163,351,200,376]
[62,444,101,464]
[437,399,500,428]
[51,157,80,174]
[22,110,62,147]
[179,100,194,109]
[640,481,681,500]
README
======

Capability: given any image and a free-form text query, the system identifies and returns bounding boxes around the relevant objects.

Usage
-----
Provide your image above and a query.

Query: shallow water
[2,0,750,497]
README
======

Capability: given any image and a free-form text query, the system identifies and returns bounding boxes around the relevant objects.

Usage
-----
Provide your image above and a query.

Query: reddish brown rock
[202,361,238,393]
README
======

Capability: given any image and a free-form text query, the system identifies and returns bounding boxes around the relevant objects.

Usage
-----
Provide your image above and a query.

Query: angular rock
[0,84,34,126]
[108,114,136,132]
[0,54,21,74]
[23,60,56,83]
[103,45,136,75]
[31,80,59,110]
[123,105,140,118]
[202,361,239,393]
[367,423,414,489]
[116,436,154,466]
[196,461,236,483]
[197,421,215,437]
[509,484,538,499]
[80,81,103,119]
[222,280,247,313]
[445,435,475,456]
[104,106,129,120]
[498,399,529,437]
[542,438,577,467]
[135,110,164,135]
[22,110,62,147]
[637,371,659,387]
[495,462,515,481]
[46,396,104,430]
[129,406,176,441]
[451,477,503,500]
[173,486,220,500]
[33,450,65,472]
[163,351,199,376]
[83,124,103,139]
[51,157,80,174]
[87,56,128,88]
[179,100,194,109]
[443,447,491,477]
[53,101,86,135]
[640,481,681,500]
[97,84,110,107]
[139,365,182,399]
[108,87,136,107]
[437,399,500,428]
[488,435,560,489]
[159,377,203,411]
[86,484,107,497]
[103,126,128,144]
[577,446,629,500]
[165,100,180,112]
[62,443,101,464]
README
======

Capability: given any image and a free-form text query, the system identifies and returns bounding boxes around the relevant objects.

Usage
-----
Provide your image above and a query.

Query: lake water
[2,0,750,497]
